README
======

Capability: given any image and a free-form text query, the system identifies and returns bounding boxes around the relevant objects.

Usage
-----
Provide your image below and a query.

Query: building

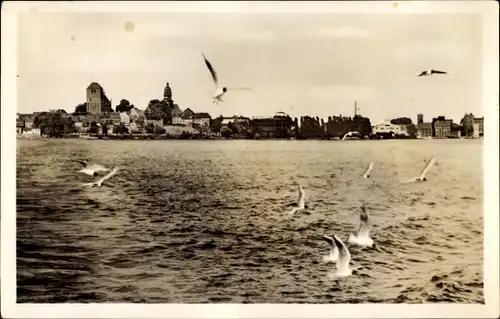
[417,113,424,125]
[86,82,112,114]
[128,108,145,122]
[473,117,484,137]
[108,113,122,126]
[172,115,184,125]
[432,116,452,138]
[119,112,130,124]
[192,113,211,126]
[372,120,408,136]
[252,112,293,138]
[461,113,475,136]
[417,123,433,138]
[471,117,484,138]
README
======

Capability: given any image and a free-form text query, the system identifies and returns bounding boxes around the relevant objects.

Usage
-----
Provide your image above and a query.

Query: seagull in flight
[322,234,353,279]
[402,156,437,183]
[289,185,308,215]
[362,161,374,178]
[82,167,120,188]
[414,69,454,77]
[201,53,253,105]
[77,160,110,177]
[347,203,374,248]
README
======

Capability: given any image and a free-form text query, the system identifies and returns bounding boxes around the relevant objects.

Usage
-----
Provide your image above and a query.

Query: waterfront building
[372,120,408,136]
[432,116,452,138]
[86,82,112,114]
[193,113,211,127]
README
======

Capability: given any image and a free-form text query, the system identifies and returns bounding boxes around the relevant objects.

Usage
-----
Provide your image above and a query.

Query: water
[16,139,484,303]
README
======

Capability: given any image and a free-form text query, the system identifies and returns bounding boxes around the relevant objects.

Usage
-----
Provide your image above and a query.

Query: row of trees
[73,99,135,114]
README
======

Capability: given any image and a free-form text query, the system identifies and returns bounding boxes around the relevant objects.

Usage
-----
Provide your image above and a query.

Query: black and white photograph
[1,1,499,318]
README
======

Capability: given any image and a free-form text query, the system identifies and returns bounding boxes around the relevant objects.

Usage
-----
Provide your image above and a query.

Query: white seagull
[413,69,455,77]
[82,167,120,188]
[202,53,253,105]
[362,161,374,178]
[402,156,436,183]
[323,234,352,279]
[289,185,308,215]
[77,160,110,177]
[347,203,374,248]
[322,234,339,263]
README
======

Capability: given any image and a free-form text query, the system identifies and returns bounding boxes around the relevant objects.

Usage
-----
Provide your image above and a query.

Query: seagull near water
[289,185,308,215]
[82,167,120,188]
[77,160,110,177]
[347,203,374,248]
[402,156,436,183]
[201,53,253,105]
[322,234,352,279]
[362,161,374,178]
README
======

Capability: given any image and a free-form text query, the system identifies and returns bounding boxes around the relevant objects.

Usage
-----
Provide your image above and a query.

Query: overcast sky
[17,11,483,124]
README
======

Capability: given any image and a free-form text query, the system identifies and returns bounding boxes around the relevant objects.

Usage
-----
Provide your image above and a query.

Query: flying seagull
[201,53,253,105]
[289,185,308,215]
[414,69,452,77]
[77,160,110,177]
[402,156,436,183]
[347,203,374,248]
[82,167,120,188]
[323,234,353,279]
[362,161,374,178]
[322,234,339,263]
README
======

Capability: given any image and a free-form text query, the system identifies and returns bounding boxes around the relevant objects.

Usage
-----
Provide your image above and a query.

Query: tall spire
[354,100,358,117]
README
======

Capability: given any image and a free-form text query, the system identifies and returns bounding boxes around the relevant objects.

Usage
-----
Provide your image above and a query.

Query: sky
[17,11,483,124]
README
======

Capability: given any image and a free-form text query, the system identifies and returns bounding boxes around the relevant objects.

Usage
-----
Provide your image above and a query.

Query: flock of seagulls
[288,156,437,281]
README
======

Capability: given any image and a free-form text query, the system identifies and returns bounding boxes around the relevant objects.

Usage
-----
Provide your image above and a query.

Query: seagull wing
[78,160,88,167]
[202,53,219,87]
[333,234,351,271]
[419,156,436,179]
[363,161,374,177]
[431,69,447,74]
[96,167,120,185]
[297,186,305,207]
[227,87,253,91]
[322,234,335,246]
[357,204,372,238]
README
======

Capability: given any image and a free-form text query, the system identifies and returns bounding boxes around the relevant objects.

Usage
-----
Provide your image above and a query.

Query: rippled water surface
[16,139,484,303]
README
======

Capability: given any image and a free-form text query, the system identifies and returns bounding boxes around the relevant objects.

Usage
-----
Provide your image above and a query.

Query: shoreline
[16,134,482,141]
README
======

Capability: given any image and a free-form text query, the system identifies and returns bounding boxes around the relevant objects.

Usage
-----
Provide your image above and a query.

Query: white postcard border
[1,1,499,318]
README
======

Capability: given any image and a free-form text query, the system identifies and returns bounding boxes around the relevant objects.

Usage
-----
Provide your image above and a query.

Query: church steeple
[164,82,172,101]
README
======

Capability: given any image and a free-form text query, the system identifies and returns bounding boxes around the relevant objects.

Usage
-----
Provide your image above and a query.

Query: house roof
[193,113,211,119]
[110,113,121,120]
[418,123,432,130]
[183,108,194,115]
[87,82,102,90]
[171,104,182,116]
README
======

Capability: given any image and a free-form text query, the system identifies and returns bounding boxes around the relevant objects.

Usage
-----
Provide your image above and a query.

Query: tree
[144,99,171,124]
[390,117,412,125]
[113,123,129,135]
[34,110,76,137]
[154,126,166,135]
[74,103,87,114]
[115,99,134,113]
[102,124,108,136]
[406,123,418,138]
[220,126,232,138]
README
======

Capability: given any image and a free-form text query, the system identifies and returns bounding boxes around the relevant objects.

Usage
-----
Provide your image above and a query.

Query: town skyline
[17,11,483,124]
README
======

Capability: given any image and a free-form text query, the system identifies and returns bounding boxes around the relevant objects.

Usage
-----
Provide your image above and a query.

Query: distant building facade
[193,113,211,126]
[472,117,484,137]
[461,113,475,136]
[86,82,112,114]
[432,116,452,138]
[372,120,408,136]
